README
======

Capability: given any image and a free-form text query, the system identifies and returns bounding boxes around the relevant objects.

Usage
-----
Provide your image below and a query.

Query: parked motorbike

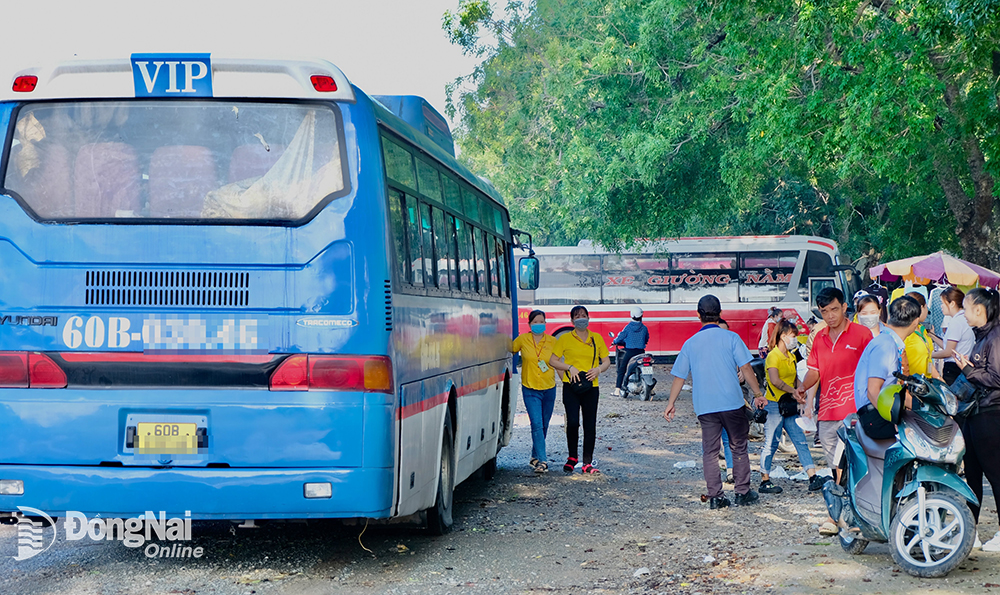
[610,332,657,401]
[822,372,977,578]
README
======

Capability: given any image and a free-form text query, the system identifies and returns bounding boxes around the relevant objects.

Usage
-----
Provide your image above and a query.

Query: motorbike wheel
[889,491,975,578]
[643,382,653,401]
[839,531,868,555]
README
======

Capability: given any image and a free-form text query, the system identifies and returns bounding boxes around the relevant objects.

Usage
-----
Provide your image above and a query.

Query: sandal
[534,461,549,474]
[563,457,578,473]
[581,464,600,475]
[529,458,539,470]
[818,521,839,536]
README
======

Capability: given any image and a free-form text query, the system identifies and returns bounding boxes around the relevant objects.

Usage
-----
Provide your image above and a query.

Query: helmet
[876,382,904,424]
[630,307,643,320]
[853,290,870,303]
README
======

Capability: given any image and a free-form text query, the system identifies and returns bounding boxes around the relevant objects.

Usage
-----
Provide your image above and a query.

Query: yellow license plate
[136,422,198,454]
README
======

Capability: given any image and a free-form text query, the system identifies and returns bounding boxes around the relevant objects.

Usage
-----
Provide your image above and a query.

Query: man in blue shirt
[664,295,766,509]
[613,306,651,397]
[854,295,922,439]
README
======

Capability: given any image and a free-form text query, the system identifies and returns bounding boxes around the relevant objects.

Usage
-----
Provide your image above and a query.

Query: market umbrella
[869,251,1000,289]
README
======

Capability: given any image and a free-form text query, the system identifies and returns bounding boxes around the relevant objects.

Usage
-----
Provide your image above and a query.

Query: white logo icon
[14,506,56,561]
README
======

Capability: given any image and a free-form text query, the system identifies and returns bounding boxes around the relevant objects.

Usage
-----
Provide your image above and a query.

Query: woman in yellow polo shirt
[903,291,940,379]
[511,310,557,473]
[549,306,610,474]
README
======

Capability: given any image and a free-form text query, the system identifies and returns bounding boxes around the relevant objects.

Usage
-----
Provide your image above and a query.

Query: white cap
[630,307,643,319]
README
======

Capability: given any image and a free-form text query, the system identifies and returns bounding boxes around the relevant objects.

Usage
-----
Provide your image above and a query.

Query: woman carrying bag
[550,306,611,474]
[758,319,824,495]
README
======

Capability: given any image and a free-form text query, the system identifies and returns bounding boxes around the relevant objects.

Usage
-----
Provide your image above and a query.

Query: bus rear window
[3,101,347,223]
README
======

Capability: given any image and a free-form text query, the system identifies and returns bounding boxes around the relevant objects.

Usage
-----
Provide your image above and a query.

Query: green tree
[444,0,997,266]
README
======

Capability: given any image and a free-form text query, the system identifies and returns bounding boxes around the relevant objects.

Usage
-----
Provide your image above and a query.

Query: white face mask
[858,314,880,329]
[784,337,797,350]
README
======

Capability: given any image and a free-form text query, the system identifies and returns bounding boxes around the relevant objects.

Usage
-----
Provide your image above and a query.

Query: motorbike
[822,371,978,578]
[609,332,657,401]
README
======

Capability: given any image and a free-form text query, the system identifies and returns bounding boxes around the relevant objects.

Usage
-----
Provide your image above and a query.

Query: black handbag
[767,382,798,417]
[566,337,597,394]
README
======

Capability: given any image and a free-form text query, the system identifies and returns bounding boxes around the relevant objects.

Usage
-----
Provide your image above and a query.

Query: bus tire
[426,414,455,535]
[482,456,498,480]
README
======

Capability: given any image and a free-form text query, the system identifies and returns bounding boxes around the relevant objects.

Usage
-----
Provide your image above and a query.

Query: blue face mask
[573,318,589,330]
[530,323,546,334]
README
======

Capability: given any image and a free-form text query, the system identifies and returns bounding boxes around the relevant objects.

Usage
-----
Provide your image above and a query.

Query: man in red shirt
[797,287,872,534]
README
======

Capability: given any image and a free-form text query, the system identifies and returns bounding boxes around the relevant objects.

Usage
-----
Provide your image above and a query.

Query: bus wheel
[427,414,455,535]
[482,456,498,480]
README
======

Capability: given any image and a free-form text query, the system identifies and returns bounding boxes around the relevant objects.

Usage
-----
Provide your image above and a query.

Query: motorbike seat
[855,422,896,461]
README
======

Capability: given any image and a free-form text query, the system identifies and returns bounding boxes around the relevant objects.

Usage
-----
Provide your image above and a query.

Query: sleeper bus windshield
[3,101,348,223]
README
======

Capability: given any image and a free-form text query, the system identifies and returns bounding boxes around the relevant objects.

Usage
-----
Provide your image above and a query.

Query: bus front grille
[85,270,250,307]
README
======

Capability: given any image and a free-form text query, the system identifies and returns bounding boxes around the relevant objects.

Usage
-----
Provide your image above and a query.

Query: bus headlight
[0,480,24,495]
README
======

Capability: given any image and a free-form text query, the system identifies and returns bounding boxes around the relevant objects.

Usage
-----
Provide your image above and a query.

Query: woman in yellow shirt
[511,310,557,473]
[759,319,822,495]
[903,292,940,379]
[549,306,611,474]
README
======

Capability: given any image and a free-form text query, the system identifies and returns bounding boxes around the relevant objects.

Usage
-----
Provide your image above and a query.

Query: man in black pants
[852,296,922,439]
[613,307,650,397]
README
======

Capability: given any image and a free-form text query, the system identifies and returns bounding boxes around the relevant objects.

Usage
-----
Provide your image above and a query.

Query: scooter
[822,372,977,578]
[610,332,657,401]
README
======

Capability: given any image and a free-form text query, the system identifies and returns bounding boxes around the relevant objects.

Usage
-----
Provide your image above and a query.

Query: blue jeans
[761,400,815,474]
[721,428,733,469]
[522,386,557,462]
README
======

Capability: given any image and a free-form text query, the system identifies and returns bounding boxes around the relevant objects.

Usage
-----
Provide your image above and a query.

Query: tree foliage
[443,0,1000,266]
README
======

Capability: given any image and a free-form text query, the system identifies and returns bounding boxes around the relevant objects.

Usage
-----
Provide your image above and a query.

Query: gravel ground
[2,364,999,594]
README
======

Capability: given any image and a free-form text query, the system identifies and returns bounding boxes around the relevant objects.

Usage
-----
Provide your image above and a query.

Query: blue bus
[0,56,524,534]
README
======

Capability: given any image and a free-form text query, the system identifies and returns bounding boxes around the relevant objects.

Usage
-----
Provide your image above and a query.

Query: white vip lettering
[182,61,209,92]
[134,61,165,94]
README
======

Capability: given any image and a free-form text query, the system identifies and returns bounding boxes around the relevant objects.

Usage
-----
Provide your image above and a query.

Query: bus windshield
[4,100,348,222]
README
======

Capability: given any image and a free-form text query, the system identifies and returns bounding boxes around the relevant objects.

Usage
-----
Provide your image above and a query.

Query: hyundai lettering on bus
[0,55,520,534]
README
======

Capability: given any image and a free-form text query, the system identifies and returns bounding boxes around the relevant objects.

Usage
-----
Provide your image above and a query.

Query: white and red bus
[516,236,861,354]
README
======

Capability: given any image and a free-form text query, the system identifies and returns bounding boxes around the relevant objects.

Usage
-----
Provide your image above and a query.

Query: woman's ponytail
[967,287,1000,323]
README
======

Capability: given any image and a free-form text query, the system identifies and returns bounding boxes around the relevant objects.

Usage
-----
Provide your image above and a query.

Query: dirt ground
[1,364,999,594]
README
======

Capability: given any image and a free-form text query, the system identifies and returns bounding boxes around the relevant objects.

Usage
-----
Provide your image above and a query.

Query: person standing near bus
[550,306,611,474]
[612,306,650,397]
[511,310,557,473]
[758,307,783,357]
[932,288,975,379]
[664,295,765,509]
[902,291,940,380]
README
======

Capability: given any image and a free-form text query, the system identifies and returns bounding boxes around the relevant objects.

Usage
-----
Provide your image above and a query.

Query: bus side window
[489,235,500,297]
[388,190,409,284]
[498,240,509,298]
[416,159,443,204]
[383,136,416,189]
[446,214,459,290]
[405,196,423,287]
[456,218,473,292]
[432,206,450,290]
[472,228,487,294]
[420,202,437,288]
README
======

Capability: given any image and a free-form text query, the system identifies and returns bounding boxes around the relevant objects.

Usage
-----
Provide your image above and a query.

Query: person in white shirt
[933,287,976,365]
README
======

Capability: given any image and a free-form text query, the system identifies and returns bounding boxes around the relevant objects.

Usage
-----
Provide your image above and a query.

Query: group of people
[663,286,1000,553]
[512,284,1000,552]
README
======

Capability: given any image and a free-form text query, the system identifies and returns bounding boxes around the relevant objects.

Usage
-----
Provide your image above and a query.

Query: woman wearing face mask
[856,294,885,337]
[511,310,557,473]
[758,319,825,495]
[953,288,1000,551]
[932,288,975,370]
[550,306,611,474]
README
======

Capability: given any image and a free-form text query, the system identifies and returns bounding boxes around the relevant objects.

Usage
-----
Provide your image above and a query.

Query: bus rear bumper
[0,465,394,520]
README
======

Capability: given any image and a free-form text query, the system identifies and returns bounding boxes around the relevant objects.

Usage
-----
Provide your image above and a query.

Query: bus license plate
[136,422,198,454]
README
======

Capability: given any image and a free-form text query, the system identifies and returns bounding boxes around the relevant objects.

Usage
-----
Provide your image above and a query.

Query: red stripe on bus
[397,373,506,420]
[808,239,836,251]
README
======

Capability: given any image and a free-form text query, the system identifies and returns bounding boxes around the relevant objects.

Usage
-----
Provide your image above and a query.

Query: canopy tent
[869,251,1000,289]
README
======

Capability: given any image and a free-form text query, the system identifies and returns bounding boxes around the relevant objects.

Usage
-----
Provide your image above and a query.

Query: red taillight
[12,75,37,93]
[310,75,337,92]
[269,355,393,393]
[29,353,68,388]
[0,353,29,387]
[0,352,66,388]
